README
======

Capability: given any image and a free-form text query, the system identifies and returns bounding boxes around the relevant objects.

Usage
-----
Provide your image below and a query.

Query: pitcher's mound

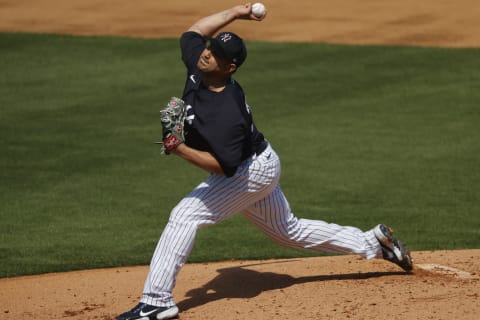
[1,250,479,319]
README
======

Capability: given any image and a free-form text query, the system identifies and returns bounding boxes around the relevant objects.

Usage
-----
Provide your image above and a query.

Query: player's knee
[168,205,215,227]
[169,205,193,223]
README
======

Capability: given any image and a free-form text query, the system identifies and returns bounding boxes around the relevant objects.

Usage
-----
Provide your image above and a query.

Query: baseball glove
[156,97,186,155]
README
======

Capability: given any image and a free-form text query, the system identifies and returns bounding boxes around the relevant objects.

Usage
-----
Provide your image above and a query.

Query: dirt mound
[1,1,479,319]
[1,250,479,319]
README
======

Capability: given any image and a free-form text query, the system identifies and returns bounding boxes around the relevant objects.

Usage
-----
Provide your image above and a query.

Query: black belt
[252,140,268,157]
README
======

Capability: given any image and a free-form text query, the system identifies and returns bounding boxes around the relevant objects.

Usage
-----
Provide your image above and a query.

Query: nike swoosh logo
[189,74,196,84]
[139,308,161,317]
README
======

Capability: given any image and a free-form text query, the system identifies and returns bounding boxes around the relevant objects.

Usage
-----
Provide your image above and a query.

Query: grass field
[0,33,479,277]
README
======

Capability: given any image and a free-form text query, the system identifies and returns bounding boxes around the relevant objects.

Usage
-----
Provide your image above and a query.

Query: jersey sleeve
[180,32,206,71]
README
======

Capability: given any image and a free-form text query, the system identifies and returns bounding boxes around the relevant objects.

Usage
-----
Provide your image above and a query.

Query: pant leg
[243,185,383,259]
[141,145,280,307]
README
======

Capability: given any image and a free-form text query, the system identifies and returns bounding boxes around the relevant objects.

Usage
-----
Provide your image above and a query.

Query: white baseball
[252,2,266,18]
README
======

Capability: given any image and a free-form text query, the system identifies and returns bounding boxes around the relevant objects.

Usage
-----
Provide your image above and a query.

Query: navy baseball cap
[207,32,247,67]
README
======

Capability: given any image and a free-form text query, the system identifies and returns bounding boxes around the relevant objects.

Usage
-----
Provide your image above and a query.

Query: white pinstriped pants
[141,144,383,307]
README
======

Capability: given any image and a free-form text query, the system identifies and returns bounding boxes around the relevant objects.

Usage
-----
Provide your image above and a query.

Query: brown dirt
[1,251,479,320]
[1,1,479,319]
[1,0,480,47]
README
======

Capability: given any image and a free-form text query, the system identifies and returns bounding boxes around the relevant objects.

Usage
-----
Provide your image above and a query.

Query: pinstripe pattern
[141,144,382,307]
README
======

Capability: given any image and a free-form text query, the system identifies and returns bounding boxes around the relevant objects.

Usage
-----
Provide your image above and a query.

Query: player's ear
[228,63,237,74]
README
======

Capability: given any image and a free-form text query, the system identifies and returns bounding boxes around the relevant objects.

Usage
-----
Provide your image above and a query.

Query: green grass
[1,33,479,277]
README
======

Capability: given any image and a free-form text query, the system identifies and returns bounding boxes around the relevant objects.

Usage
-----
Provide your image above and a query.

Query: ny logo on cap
[219,33,233,43]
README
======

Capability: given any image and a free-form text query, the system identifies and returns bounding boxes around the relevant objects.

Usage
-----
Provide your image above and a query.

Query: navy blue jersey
[179,32,265,177]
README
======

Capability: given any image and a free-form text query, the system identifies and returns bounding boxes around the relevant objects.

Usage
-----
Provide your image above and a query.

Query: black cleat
[374,224,413,272]
[116,303,179,320]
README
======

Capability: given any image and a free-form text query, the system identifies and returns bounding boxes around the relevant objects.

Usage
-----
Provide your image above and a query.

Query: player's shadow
[177,260,407,311]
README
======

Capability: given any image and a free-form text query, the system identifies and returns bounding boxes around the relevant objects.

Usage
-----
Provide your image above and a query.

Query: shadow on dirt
[177,260,408,311]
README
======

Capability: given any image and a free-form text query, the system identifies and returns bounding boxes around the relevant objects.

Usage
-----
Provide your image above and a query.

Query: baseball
[252,2,266,18]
